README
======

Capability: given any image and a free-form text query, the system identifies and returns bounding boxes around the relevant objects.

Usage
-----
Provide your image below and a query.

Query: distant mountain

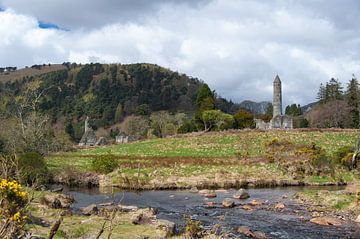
[301,101,318,113]
[239,100,271,115]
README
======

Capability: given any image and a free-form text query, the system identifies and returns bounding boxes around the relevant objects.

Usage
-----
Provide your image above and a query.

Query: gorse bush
[185,218,202,238]
[332,146,354,168]
[91,154,119,174]
[0,179,28,238]
[18,152,48,185]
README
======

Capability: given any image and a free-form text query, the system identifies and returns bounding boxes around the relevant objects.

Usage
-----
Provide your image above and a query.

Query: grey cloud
[0,0,360,107]
[0,0,210,29]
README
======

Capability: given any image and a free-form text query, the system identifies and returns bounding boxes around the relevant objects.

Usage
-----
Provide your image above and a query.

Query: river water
[60,186,360,239]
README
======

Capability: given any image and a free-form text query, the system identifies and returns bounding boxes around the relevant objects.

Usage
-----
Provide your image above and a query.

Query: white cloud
[0,0,360,107]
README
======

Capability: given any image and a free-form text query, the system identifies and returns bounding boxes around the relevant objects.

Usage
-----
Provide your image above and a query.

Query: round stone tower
[273,75,282,117]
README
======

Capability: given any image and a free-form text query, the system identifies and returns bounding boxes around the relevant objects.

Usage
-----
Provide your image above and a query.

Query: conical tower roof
[274,75,281,83]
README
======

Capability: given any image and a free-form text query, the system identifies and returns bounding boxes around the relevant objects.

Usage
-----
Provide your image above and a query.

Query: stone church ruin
[79,117,107,146]
[255,75,293,129]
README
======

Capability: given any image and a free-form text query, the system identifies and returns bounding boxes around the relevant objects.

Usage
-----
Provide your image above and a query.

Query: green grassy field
[47,129,360,188]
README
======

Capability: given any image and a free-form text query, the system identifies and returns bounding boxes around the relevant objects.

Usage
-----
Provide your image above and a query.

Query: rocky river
[57,186,360,238]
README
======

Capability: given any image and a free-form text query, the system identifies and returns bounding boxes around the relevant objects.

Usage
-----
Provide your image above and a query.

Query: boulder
[222,198,235,208]
[190,187,199,193]
[237,226,252,237]
[81,204,98,216]
[237,226,267,239]
[50,187,63,193]
[199,189,211,195]
[310,217,342,226]
[253,231,268,239]
[274,203,285,210]
[118,205,138,212]
[242,205,253,211]
[43,193,74,209]
[131,213,142,225]
[233,189,250,199]
[156,219,176,237]
[250,199,262,206]
[205,201,217,208]
[204,191,217,198]
[354,215,360,223]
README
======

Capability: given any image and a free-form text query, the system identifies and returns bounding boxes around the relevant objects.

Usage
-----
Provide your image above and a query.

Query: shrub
[177,118,198,134]
[340,153,353,169]
[91,154,118,174]
[332,146,354,166]
[233,110,254,129]
[0,179,28,238]
[309,146,334,176]
[185,218,202,238]
[18,152,48,185]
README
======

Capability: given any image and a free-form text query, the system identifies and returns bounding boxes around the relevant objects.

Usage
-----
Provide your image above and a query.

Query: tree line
[309,76,360,128]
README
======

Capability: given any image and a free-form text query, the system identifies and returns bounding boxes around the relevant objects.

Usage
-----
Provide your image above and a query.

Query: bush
[233,110,254,129]
[18,152,48,185]
[0,179,28,238]
[91,154,118,174]
[177,118,198,134]
[309,146,334,176]
[332,146,354,166]
[185,219,202,238]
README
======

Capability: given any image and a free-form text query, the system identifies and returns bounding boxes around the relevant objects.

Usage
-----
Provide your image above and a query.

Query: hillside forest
[0,63,359,154]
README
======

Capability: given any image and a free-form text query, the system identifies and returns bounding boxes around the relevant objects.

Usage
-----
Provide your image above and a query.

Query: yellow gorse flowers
[10,212,27,223]
[0,179,28,224]
[0,179,27,201]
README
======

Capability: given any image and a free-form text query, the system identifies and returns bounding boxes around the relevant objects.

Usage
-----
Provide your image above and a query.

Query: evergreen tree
[114,103,123,122]
[317,83,326,102]
[195,84,215,117]
[327,78,343,100]
[194,84,216,130]
[285,104,302,116]
[346,76,360,128]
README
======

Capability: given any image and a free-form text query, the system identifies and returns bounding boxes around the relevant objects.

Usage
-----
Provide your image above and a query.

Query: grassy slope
[0,64,66,82]
[47,130,360,188]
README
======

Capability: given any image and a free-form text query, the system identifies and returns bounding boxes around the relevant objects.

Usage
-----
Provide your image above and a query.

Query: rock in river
[199,189,217,198]
[222,198,235,208]
[354,215,360,223]
[274,203,285,210]
[42,193,75,209]
[233,188,250,199]
[81,204,98,216]
[238,226,267,239]
[310,217,342,226]
[156,219,176,237]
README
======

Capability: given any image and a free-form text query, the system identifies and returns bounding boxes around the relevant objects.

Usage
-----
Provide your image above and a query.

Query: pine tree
[346,76,360,128]
[195,84,216,130]
[195,84,215,118]
[317,83,326,103]
[285,104,302,116]
[327,78,343,100]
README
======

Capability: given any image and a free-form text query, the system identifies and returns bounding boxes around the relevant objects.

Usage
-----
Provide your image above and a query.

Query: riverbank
[47,130,359,190]
[25,189,176,238]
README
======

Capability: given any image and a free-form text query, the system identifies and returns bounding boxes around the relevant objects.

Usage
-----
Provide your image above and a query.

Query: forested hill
[0,63,204,127]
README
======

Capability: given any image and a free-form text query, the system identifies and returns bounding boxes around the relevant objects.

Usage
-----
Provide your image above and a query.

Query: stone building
[255,75,293,129]
[79,117,97,146]
[115,132,137,144]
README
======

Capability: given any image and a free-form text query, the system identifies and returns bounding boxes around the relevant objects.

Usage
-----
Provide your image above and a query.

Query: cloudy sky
[1,0,360,106]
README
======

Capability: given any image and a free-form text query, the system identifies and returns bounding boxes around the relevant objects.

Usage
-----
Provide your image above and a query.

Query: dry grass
[0,64,66,82]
